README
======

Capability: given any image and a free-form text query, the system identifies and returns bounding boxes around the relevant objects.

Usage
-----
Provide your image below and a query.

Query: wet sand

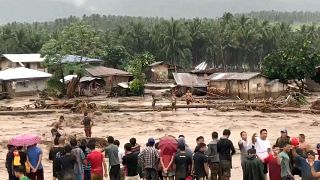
[0,101,320,180]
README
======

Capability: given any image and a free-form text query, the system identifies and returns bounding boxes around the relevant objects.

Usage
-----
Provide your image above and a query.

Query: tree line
[242,11,320,24]
[1,12,320,71]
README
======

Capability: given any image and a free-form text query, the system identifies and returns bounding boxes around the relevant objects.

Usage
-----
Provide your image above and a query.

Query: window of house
[25,63,30,68]
[17,81,28,88]
[257,83,262,91]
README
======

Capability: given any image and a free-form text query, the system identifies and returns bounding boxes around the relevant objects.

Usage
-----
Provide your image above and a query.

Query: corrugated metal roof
[118,82,130,88]
[0,67,51,80]
[149,61,165,67]
[266,79,281,85]
[80,76,101,82]
[173,73,207,87]
[61,55,102,63]
[86,66,132,77]
[2,54,44,63]
[195,61,208,71]
[209,72,261,81]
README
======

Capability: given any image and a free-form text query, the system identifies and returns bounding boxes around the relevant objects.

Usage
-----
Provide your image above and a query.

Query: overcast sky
[1,0,320,23]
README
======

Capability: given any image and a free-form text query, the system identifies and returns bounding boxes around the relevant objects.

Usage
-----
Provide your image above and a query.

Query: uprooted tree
[262,37,320,93]
[41,21,102,97]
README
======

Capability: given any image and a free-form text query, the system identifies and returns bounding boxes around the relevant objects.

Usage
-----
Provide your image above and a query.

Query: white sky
[1,0,320,23]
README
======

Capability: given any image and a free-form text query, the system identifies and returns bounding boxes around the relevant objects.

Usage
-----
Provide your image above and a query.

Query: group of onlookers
[6,127,320,180]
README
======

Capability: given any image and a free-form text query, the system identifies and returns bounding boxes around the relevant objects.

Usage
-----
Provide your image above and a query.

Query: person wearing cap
[192,143,209,180]
[177,136,193,158]
[138,138,159,180]
[292,146,320,180]
[275,129,290,149]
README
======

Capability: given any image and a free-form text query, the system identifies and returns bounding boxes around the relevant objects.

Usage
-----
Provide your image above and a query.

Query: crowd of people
[5,112,320,180]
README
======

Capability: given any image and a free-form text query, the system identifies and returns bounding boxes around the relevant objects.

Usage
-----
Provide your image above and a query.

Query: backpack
[13,150,21,166]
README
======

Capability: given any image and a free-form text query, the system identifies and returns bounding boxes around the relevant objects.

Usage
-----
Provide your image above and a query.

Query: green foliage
[101,45,130,69]
[3,12,320,72]
[46,76,64,97]
[127,52,155,95]
[40,21,103,94]
[262,38,320,92]
[130,78,145,95]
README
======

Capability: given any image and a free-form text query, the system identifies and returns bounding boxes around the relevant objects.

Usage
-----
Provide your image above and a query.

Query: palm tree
[188,18,206,66]
[233,16,262,70]
[162,18,190,65]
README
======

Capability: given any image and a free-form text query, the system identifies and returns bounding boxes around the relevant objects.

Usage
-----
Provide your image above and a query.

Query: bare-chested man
[152,94,157,111]
[171,92,177,112]
[185,90,193,110]
[51,116,64,139]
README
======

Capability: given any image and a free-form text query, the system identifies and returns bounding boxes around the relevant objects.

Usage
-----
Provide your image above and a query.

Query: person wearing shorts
[185,90,193,110]
[81,112,93,138]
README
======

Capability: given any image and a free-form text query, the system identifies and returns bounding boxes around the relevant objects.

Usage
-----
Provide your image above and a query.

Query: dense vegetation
[242,11,320,24]
[1,12,320,72]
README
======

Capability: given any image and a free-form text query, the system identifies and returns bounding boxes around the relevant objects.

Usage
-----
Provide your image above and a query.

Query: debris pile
[282,95,301,108]
[311,99,320,110]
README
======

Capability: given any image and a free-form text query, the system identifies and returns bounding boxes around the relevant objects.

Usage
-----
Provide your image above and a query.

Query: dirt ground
[0,96,320,180]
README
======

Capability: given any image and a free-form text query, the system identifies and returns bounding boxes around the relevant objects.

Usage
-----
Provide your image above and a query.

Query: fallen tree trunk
[0,109,70,115]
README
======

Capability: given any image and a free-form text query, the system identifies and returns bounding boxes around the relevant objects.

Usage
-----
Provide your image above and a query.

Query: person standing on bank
[81,112,94,138]
[239,131,253,165]
[105,136,121,180]
[206,131,220,180]
[217,129,236,180]
[252,129,271,175]
[138,138,160,180]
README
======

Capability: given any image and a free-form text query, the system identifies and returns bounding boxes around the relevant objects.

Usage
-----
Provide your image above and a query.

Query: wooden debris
[311,100,320,110]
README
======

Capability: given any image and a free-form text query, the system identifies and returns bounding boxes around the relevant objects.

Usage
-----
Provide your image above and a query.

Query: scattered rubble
[311,99,320,110]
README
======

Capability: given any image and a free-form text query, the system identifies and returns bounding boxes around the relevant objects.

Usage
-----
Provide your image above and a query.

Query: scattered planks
[0,109,70,115]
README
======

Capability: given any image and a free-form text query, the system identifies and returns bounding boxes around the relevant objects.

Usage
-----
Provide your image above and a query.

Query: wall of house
[0,59,15,70]
[209,76,270,100]
[3,79,48,96]
[103,76,131,91]
[306,77,320,92]
[0,58,43,71]
[208,81,228,95]
[247,76,268,99]
[266,82,288,99]
[150,64,169,82]
[15,79,47,93]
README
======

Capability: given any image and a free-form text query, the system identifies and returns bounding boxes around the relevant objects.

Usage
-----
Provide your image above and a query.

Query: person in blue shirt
[292,146,320,180]
[27,144,43,180]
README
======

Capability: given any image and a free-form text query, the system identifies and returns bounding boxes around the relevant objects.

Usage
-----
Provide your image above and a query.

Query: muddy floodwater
[0,96,320,180]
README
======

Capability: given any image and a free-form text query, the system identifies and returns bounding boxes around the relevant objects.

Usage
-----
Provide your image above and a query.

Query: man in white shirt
[238,131,253,164]
[252,129,271,174]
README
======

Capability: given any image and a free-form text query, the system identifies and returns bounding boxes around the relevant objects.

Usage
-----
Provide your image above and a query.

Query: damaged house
[208,72,287,100]
[0,67,52,96]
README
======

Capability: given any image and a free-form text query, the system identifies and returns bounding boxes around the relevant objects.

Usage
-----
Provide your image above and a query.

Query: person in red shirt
[86,140,108,180]
[264,145,281,180]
